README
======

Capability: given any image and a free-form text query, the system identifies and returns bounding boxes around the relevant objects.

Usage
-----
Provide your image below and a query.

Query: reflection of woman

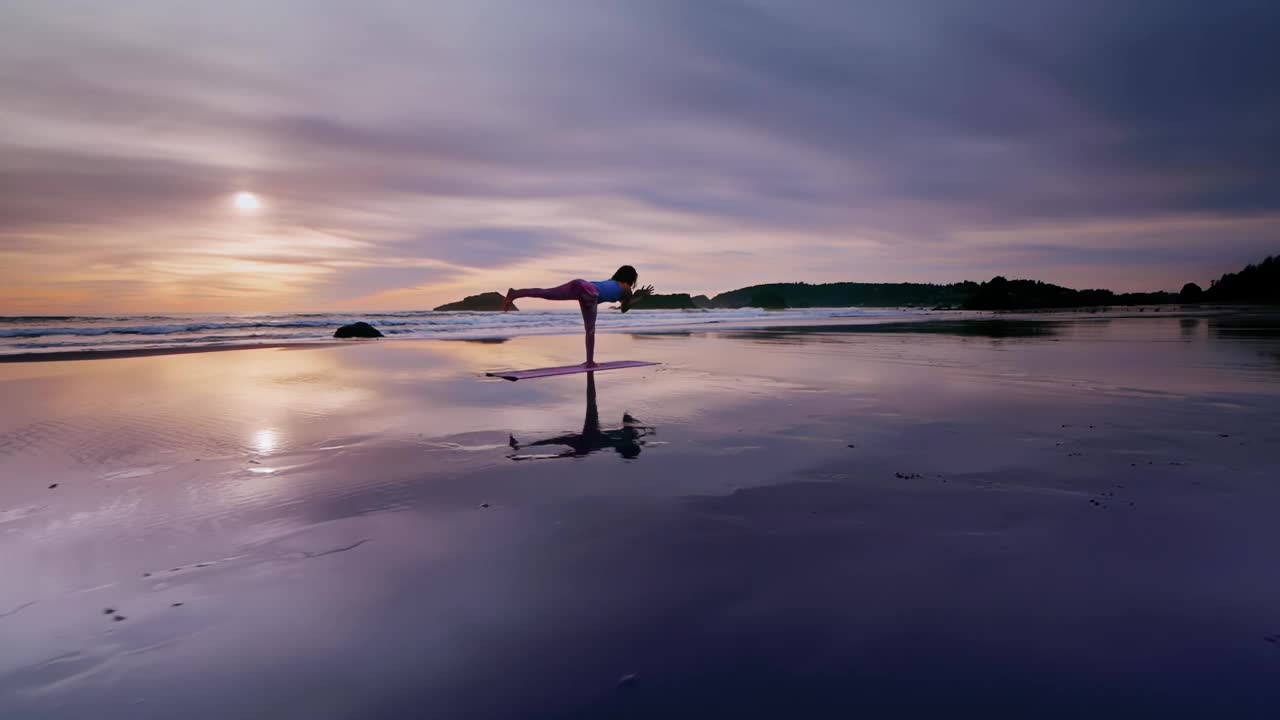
[508,373,654,461]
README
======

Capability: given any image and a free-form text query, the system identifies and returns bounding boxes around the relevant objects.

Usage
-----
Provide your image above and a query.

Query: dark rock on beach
[333,321,383,339]
[433,292,515,312]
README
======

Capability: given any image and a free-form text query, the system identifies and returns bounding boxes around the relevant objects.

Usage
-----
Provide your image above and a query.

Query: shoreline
[0,306,1259,363]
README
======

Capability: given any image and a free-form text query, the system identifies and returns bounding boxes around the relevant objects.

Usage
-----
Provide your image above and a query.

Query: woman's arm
[620,285,654,313]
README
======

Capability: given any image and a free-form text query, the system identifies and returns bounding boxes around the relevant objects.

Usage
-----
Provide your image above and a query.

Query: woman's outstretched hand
[621,285,654,313]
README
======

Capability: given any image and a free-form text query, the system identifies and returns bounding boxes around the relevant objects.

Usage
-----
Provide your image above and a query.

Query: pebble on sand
[48,483,58,489]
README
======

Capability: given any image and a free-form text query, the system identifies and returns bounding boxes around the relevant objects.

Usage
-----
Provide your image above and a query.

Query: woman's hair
[611,265,638,285]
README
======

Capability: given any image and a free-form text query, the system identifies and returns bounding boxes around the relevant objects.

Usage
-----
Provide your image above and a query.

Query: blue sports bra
[591,280,624,303]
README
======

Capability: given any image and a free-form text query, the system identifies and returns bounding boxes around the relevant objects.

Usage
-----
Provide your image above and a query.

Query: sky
[2,0,1279,313]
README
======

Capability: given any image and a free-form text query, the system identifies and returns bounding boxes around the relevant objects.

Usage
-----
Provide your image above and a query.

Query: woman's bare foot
[501,289,515,311]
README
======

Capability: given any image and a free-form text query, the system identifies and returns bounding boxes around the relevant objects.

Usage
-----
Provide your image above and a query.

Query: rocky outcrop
[433,292,516,311]
[631,293,699,310]
[333,321,383,338]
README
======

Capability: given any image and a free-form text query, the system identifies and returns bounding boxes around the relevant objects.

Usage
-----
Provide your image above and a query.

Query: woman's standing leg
[580,292,598,366]
[568,280,600,365]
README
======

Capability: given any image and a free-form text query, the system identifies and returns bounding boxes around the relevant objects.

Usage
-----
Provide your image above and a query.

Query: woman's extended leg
[506,281,585,304]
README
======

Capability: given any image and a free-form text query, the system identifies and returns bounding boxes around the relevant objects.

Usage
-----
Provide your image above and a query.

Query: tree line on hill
[433,255,1278,311]
[957,254,1277,310]
[686,254,1277,311]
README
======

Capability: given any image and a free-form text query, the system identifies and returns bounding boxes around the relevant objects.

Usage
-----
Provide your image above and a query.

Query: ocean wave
[0,307,924,355]
[0,309,759,338]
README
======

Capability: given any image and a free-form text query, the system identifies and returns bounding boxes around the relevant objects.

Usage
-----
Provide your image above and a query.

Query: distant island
[631,293,711,310]
[431,255,1278,312]
[433,292,515,311]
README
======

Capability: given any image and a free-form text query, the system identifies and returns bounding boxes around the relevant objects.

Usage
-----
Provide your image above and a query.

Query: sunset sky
[3,1,1278,313]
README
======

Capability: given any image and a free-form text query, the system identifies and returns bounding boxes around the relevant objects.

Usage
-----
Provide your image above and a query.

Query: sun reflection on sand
[253,428,279,454]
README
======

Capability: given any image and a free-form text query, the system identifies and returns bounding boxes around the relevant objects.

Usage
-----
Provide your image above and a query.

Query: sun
[233,192,261,212]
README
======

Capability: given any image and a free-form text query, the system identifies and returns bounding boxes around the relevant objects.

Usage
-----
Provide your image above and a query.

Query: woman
[502,265,654,367]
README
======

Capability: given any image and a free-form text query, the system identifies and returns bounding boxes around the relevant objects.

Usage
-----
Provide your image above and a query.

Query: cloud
[2,0,1279,311]
[393,228,608,269]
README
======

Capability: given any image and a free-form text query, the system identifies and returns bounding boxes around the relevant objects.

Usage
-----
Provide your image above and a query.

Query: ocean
[0,307,923,357]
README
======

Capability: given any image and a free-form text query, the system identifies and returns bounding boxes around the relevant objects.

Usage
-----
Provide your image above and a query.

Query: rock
[48,483,58,489]
[633,293,698,310]
[433,292,515,312]
[103,608,115,614]
[333,321,383,339]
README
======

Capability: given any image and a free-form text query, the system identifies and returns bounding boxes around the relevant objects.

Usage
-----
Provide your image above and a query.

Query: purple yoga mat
[486,360,659,381]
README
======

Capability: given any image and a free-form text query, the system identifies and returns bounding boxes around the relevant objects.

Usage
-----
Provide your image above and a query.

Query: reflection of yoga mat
[487,361,659,382]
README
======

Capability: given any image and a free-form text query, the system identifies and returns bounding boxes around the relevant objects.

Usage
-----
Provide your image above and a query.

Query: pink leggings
[509,279,600,363]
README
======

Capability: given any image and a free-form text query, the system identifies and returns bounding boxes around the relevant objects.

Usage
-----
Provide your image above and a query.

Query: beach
[2,310,1279,718]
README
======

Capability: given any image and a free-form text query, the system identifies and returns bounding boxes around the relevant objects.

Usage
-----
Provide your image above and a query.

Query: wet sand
[0,342,340,364]
[2,312,1279,718]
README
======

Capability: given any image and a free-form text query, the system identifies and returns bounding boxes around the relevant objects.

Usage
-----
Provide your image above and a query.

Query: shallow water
[1,311,1278,718]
